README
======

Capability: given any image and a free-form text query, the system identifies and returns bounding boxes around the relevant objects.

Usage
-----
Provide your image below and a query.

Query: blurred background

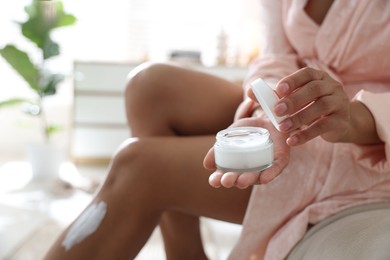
[0,0,262,160]
[0,0,261,259]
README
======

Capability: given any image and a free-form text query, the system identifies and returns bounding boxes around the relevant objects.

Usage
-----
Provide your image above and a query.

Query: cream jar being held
[214,127,273,173]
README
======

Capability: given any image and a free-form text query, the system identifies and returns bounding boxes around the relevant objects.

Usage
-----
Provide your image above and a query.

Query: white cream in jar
[214,127,273,172]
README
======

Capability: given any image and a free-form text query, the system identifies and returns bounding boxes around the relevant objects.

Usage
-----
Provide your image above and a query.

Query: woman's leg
[44,63,248,260]
[125,62,243,136]
[125,63,245,259]
[159,211,206,259]
[45,137,251,260]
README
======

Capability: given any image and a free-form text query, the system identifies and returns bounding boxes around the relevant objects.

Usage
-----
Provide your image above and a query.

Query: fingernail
[277,82,289,94]
[279,119,293,131]
[287,135,299,146]
[274,102,287,116]
[208,173,221,188]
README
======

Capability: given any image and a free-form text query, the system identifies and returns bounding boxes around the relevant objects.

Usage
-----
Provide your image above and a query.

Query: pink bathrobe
[232,1,390,259]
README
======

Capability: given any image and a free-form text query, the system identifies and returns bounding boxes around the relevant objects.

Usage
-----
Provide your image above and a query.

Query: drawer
[197,66,248,83]
[71,127,130,159]
[74,96,127,125]
[74,62,138,92]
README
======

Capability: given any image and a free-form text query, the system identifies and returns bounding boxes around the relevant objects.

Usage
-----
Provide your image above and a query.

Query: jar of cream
[214,127,273,173]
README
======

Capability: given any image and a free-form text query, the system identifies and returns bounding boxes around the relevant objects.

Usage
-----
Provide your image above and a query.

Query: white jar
[214,127,273,172]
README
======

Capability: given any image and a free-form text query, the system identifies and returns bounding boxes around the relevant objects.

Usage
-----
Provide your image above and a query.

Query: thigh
[126,62,243,136]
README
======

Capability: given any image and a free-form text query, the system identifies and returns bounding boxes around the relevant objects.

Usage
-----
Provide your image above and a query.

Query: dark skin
[304,0,334,26]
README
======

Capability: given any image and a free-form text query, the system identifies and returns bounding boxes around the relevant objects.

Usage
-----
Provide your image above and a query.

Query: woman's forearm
[342,100,382,145]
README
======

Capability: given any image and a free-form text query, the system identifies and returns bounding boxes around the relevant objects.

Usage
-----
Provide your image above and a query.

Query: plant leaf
[41,73,64,96]
[57,13,77,27]
[47,124,62,136]
[0,98,34,107]
[0,45,40,91]
[54,2,77,28]
[21,0,76,58]
[21,1,50,50]
[43,36,59,59]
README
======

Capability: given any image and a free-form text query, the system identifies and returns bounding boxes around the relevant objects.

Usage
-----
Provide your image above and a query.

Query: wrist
[344,100,381,144]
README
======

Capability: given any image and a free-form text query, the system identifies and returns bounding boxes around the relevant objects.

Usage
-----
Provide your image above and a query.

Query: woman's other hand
[203,116,290,189]
[274,67,352,145]
[233,97,257,121]
[274,67,381,145]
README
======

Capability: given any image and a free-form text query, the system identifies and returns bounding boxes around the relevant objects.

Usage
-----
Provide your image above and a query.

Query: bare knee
[101,138,168,201]
[124,63,181,135]
[125,62,152,108]
[124,62,171,118]
[102,139,149,193]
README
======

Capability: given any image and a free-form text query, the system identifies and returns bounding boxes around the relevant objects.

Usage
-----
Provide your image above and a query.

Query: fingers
[247,88,256,101]
[236,172,261,189]
[208,170,261,189]
[203,147,216,170]
[274,67,335,119]
[275,80,334,117]
[273,67,350,145]
[285,116,331,145]
[209,171,240,189]
[208,170,223,188]
[234,98,256,121]
[209,169,284,188]
[278,95,337,132]
[221,172,241,188]
[275,67,325,97]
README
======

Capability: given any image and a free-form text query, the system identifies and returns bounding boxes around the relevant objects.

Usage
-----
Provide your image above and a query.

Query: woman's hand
[273,67,352,145]
[203,116,290,189]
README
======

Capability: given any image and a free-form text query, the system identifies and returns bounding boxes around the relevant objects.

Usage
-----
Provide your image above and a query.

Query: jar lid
[251,78,287,131]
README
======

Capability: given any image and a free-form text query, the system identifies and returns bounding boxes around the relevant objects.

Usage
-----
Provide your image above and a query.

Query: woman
[45,0,390,259]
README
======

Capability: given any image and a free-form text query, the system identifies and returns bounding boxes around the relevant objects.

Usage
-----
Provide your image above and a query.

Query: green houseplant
[0,0,76,180]
[0,0,76,142]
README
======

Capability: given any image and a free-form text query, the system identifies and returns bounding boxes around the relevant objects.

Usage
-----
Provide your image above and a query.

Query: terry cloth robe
[230,0,390,259]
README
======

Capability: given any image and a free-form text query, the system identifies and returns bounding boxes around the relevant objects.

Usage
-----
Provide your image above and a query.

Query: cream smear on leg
[62,201,107,251]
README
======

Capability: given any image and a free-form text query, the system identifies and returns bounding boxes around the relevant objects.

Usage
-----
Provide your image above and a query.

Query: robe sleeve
[243,0,300,91]
[355,90,390,172]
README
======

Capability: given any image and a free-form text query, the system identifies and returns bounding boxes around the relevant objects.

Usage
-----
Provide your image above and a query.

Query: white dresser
[71,61,248,163]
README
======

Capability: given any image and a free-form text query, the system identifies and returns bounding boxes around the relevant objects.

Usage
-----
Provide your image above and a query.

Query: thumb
[247,88,256,102]
[203,147,216,170]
